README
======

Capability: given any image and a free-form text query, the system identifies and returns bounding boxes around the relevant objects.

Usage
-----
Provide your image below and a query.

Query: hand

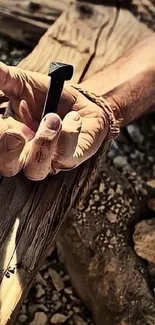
[0,62,109,180]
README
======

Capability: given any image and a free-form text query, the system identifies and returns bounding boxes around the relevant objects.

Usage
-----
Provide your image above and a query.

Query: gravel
[1,34,155,325]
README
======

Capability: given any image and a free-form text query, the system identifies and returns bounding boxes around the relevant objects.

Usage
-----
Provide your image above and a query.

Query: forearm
[79,34,155,127]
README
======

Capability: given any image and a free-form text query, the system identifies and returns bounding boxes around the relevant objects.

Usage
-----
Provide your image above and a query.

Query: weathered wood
[0,0,154,47]
[0,0,70,46]
[0,2,154,325]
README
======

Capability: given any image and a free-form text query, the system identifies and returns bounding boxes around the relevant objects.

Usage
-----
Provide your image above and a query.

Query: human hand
[0,62,110,180]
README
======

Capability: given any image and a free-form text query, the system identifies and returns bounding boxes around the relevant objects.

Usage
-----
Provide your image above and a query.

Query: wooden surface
[0,0,154,47]
[0,1,154,325]
[0,0,70,46]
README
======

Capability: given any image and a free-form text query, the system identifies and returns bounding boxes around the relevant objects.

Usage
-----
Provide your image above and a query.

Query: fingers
[52,111,82,172]
[23,113,62,180]
[0,62,23,97]
[0,125,26,177]
[0,114,34,177]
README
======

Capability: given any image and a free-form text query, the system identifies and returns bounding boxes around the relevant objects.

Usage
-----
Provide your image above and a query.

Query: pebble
[18,315,27,323]
[73,315,87,325]
[99,183,105,192]
[54,301,62,311]
[113,156,127,169]
[64,287,73,295]
[73,306,80,313]
[36,272,47,286]
[52,292,60,302]
[36,285,45,298]
[30,312,48,325]
[50,313,69,324]
[48,269,64,291]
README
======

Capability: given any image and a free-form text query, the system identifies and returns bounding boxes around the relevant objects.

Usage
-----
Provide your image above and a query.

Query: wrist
[71,84,121,140]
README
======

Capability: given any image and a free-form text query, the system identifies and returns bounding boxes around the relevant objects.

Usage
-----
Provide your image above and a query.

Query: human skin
[0,34,155,180]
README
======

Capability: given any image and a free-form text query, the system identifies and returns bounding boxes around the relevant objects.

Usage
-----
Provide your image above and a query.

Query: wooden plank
[0,2,154,325]
[0,0,70,46]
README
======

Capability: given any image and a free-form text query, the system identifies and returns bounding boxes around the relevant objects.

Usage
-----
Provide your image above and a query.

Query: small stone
[21,304,26,314]
[36,272,47,286]
[38,304,49,312]
[52,292,59,302]
[54,301,62,311]
[48,269,64,291]
[66,304,71,310]
[36,285,45,298]
[147,179,155,189]
[89,199,94,206]
[94,194,100,201]
[62,296,67,303]
[68,310,73,317]
[99,182,105,192]
[73,315,87,325]
[63,274,70,282]
[44,272,49,280]
[30,312,48,325]
[64,287,73,295]
[18,314,28,323]
[50,313,69,324]
[73,306,80,313]
[113,156,127,169]
[107,211,117,223]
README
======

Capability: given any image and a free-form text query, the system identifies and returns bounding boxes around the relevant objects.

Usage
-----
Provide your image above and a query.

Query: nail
[43,113,61,131]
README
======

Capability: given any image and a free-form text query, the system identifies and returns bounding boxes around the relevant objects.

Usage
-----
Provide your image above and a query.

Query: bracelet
[71,85,121,140]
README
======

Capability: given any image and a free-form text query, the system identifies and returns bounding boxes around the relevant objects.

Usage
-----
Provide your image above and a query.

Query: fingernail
[4,134,23,150]
[43,113,61,131]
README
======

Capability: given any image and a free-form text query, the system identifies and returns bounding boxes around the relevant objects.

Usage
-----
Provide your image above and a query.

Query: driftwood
[0,2,155,325]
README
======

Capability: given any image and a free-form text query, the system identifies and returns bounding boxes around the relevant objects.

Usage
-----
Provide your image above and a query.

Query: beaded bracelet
[71,85,121,140]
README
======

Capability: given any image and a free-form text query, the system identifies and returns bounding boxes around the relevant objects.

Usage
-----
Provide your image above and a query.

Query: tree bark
[0,2,154,325]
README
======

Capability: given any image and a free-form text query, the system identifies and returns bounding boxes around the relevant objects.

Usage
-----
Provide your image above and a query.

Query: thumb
[0,61,23,97]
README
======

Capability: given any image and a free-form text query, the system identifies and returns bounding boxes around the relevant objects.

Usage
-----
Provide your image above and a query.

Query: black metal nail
[42,62,74,118]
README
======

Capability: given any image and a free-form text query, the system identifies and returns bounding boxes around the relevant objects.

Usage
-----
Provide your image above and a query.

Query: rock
[36,272,47,286]
[18,314,28,323]
[94,194,100,201]
[54,301,62,311]
[50,313,69,324]
[48,269,64,291]
[38,304,49,312]
[133,219,155,263]
[64,287,73,295]
[73,306,80,313]
[113,156,127,169]
[106,211,117,223]
[99,182,105,192]
[30,312,48,325]
[73,315,87,325]
[52,292,60,302]
[36,285,45,299]
[63,274,70,282]
[21,304,26,314]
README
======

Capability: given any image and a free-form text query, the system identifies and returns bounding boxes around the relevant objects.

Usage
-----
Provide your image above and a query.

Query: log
[0,0,70,47]
[0,0,154,47]
[0,2,154,325]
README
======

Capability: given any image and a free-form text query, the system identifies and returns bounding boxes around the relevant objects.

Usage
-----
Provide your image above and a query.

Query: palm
[0,62,108,180]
